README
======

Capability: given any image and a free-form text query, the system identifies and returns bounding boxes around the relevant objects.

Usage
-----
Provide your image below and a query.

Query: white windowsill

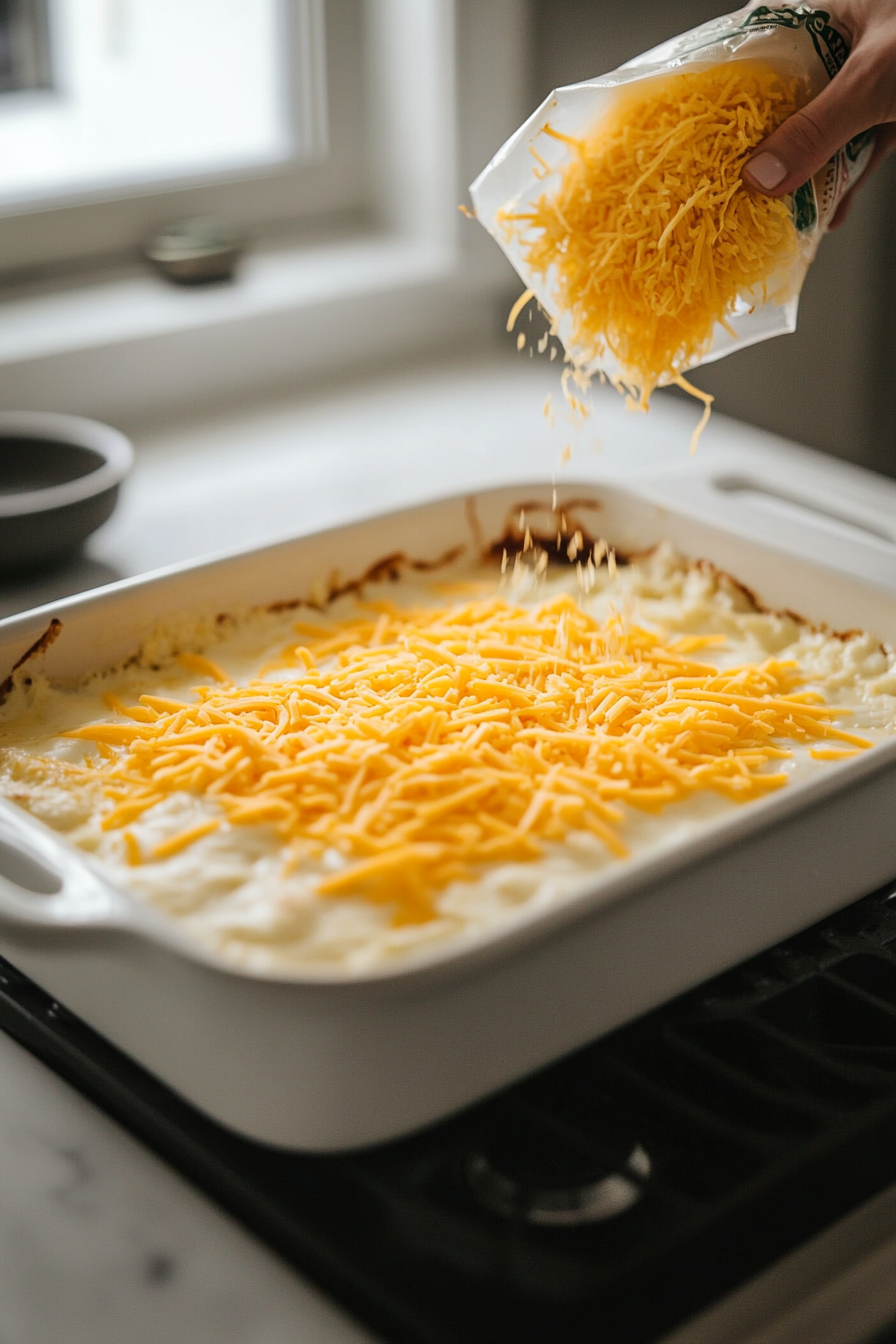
[0,232,458,366]
[0,229,510,426]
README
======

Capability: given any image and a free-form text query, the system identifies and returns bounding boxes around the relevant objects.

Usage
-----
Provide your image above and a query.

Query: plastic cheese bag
[469,5,874,423]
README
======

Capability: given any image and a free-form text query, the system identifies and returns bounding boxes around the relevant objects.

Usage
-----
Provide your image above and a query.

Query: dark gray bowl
[0,413,133,572]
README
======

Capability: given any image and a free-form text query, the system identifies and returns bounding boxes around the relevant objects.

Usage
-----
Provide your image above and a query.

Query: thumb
[742,62,873,196]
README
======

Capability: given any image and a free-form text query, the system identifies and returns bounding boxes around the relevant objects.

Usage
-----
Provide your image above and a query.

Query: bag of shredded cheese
[469,5,873,417]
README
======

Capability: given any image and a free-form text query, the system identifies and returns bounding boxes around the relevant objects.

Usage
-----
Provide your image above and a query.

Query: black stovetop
[4,884,896,1344]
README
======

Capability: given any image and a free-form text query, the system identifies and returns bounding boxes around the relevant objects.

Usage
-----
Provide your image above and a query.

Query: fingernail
[744,151,788,191]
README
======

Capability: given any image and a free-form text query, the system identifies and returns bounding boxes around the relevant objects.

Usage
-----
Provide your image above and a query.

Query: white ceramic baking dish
[2,479,896,1152]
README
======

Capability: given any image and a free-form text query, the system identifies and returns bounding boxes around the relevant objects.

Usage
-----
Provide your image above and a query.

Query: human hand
[742,1,896,228]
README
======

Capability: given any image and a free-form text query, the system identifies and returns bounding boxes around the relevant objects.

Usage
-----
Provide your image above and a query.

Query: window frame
[0,0,532,425]
[0,0,53,95]
[0,0,367,282]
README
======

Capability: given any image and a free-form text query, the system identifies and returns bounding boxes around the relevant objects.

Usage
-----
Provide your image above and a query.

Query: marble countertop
[3,353,896,1343]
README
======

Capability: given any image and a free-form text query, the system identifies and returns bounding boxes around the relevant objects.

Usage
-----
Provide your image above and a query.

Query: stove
[4,884,896,1343]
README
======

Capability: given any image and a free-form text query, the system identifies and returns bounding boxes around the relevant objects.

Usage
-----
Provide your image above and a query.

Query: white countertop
[3,352,896,1343]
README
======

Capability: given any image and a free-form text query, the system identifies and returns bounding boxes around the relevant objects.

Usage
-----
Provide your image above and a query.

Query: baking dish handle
[0,803,128,930]
[641,467,896,589]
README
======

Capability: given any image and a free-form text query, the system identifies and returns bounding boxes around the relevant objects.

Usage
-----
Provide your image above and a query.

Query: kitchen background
[0,0,892,476]
[4,8,896,1342]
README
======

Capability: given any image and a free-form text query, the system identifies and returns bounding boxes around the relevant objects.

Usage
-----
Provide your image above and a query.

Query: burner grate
[4,885,896,1343]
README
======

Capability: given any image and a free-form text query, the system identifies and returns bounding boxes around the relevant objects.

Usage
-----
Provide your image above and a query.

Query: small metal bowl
[145,216,243,285]
[0,412,133,572]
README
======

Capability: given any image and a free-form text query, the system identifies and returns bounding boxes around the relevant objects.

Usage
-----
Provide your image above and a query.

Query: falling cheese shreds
[506,287,535,332]
[674,374,715,455]
[58,591,870,925]
[501,60,806,414]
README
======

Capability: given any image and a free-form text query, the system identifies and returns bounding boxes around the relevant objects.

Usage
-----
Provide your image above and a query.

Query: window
[0,0,52,95]
[0,1,296,207]
[0,0,363,279]
[0,1,532,425]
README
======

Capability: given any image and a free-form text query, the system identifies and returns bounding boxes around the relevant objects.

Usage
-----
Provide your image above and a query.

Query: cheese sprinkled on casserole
[2,545,895,973]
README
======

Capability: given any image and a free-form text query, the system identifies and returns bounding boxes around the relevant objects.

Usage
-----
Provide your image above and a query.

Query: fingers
[862,120,896,177]
[828,122,896,229]
[829,181,860,231]
[743,59,878,196]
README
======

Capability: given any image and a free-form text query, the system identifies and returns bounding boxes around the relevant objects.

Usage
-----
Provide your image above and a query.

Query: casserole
[2,481,896,1150]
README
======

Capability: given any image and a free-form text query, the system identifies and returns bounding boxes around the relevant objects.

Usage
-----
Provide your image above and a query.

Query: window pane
[0,0,52,93]
[0,0,297,209]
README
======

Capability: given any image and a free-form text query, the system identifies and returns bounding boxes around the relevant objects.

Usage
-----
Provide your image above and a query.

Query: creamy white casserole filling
[2,543,896,974]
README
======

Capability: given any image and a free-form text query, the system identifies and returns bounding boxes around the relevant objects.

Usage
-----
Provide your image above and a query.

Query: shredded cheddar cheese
[60,591,869,925]
[502,60,807,414]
